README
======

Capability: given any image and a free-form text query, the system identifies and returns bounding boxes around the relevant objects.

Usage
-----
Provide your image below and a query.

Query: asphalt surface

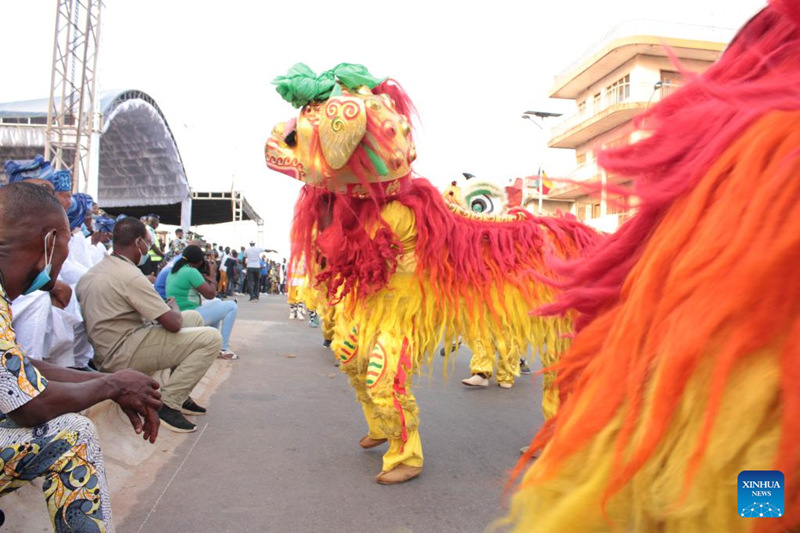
[118,293,545,533]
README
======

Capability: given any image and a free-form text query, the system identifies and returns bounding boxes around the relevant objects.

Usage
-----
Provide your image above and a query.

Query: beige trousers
[100,311,222,410]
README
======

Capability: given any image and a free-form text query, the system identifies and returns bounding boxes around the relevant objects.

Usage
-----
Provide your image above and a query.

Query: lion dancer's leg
[333,325,386,440]
[366,332,422,484]
[538,343,559,420]
[306,287,322,328]
[521,339,561,457]
[461,338,493,387]
[321,302,337,348]
[494,335,521,389]
[295,280,308,319]
[333,324,423,484]
[287,284,300,319]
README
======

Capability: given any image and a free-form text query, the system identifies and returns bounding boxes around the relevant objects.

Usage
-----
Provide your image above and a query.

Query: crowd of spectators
[195,241,285,301]
[0,156,280,530]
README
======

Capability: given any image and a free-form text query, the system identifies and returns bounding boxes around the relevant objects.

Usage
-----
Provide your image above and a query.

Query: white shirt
[244,246,264,267]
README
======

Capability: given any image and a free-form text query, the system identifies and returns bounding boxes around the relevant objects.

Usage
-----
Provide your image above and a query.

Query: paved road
[119,294,545,533]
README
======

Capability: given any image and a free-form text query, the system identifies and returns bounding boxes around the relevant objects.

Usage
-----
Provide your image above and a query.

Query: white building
[545,20,734,232]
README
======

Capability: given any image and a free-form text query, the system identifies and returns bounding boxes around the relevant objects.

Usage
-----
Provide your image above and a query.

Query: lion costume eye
[467,191,495,214]
[470,195,494,213]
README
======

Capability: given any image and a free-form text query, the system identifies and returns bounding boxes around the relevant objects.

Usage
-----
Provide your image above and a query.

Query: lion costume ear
[319,96,367,169]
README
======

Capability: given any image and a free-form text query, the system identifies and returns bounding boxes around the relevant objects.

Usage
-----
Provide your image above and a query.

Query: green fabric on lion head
[272,63,386,109]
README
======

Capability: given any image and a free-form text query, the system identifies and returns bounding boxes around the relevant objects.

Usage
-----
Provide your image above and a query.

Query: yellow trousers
[538,344,559,420]
[467,337,521,385]
[321,302,337,343]
[334,324,423,473]
[468,338,559,418]
[287,283,307,305]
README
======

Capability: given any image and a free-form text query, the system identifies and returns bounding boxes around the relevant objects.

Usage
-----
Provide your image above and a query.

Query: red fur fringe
[291,176,599,313]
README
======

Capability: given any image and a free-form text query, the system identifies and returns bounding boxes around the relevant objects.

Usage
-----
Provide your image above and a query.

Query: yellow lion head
[265,63,416,197]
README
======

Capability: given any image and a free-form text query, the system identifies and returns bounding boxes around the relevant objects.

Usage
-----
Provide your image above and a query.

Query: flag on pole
[532,166,551,195]
[541,169,552,195]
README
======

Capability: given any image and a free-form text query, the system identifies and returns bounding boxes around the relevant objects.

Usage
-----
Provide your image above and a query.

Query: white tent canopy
[98,90,190,207]
[0,88,189,209]
[0,89,261,228]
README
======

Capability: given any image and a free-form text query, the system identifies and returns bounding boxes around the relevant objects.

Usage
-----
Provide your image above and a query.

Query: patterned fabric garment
[166,237,187,263]
[0,282,113,532]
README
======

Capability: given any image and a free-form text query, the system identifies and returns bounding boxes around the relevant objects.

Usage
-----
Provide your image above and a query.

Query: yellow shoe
[375,464,422,485]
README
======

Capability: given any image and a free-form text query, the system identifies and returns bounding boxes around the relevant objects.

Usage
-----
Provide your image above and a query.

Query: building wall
[554,49,720,231]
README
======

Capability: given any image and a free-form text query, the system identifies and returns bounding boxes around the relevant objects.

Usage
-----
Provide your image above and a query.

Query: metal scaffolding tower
[45,0,103,196]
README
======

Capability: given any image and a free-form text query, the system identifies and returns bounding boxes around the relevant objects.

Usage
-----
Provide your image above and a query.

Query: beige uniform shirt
[76,254,170,367]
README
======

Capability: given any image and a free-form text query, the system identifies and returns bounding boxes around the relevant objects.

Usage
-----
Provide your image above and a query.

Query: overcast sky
[0,0,766,255]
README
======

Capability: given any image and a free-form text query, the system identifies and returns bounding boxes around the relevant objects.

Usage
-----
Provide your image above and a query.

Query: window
[577,100,587,116]
[607,194,630,215]
[592,202,602,219]
[575,201,589,221]
[660,70,683,98]
[592,92,601,112]
[605,74,630,105]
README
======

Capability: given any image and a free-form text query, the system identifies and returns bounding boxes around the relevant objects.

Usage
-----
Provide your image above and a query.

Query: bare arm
[7,367,162,442]
[8,378,113,428]
[156,299,183,333]
[32,359,101,383]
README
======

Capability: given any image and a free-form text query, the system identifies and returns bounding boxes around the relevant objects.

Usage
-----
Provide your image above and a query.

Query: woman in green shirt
[166,245,239,359]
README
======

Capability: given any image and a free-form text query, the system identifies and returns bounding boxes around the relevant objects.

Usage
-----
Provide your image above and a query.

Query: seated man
[77,218,222,433]
[0,182,162,532]
[4,158,91,368]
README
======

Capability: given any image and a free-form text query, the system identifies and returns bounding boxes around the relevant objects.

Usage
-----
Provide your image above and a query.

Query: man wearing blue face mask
[77,218,222,433]
[0,182,163,532]
[6,160,96,369]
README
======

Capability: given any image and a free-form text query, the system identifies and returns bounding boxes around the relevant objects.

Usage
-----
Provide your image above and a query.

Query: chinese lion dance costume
[504,1,800,531]
[443,175,563,388]
[264,63,597,484]
[444,174,551,217]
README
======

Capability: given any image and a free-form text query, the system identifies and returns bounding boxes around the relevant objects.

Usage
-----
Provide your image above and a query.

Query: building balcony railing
[548,83,678,148]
